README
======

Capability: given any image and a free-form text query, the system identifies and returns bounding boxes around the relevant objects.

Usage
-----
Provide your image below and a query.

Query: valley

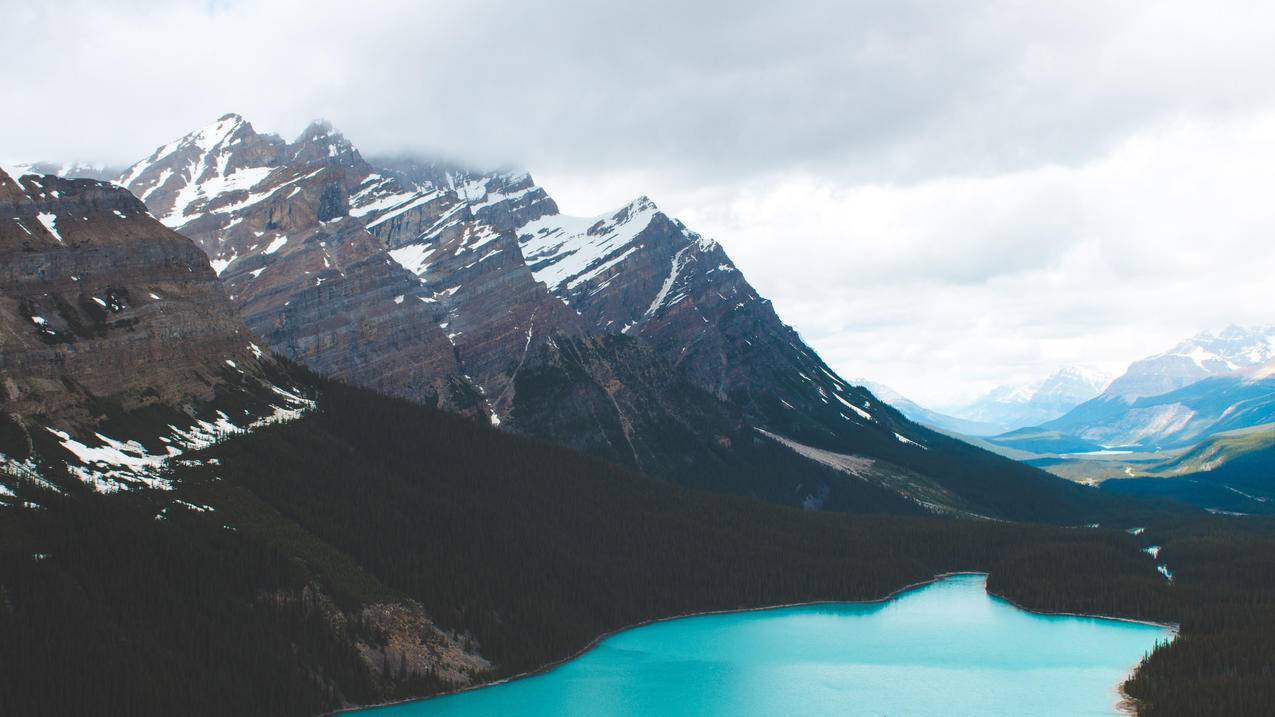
[2,114,1274,717]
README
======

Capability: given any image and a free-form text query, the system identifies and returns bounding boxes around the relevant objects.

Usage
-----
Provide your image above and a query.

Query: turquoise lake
[352,574,1172,716]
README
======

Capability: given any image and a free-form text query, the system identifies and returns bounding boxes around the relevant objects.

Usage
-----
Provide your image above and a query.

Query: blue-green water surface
[353,574,1172,716]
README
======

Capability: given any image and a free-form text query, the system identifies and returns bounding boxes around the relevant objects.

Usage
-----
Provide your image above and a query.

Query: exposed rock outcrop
[0,168,307,495]
[0,169,265,425]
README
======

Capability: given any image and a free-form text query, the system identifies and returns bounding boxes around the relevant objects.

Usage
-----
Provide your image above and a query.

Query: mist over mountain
[0,113,1090,522]
[948,366,1112,434]
[852,378,1005,436]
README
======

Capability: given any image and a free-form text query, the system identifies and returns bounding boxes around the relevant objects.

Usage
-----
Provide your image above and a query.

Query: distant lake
[348,574,1172,717]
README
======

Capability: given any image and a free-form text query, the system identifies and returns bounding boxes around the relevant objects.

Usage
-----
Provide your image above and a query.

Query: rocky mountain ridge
[0,168,310,497]
[1102,325,1275,401]
[991,327,1275,454]
[18,114,1103,521]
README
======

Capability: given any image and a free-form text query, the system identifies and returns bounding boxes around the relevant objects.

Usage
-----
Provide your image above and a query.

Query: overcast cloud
[5,0,1274,406]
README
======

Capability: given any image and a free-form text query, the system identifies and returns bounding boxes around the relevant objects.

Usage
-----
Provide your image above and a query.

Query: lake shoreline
[327,571,1173,716]
[983,587,1179,717]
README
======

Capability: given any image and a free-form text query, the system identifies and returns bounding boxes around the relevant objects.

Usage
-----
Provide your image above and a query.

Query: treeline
[2,373,1273,715]
[988,514,1275,716]
[1119,518,1275,716]
[1100,440,1275,515]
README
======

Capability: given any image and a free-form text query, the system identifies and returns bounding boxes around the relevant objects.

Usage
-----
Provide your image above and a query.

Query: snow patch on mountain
[1160,325,1275,370]
[44,384,314,494]
[518,196,660,291]
[389,244,436,277]
[1102,325,1275,401]
[35,212,62,242]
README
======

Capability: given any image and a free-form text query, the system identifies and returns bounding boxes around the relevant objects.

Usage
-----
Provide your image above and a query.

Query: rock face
[115,115,484,416]
[103,115,1101,520]
[0,169,264,423]
[0,168,306,494]
[359,171,584,420]
[511,193,930,460]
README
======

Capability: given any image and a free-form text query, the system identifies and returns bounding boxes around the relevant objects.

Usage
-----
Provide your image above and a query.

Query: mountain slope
[501,184,1120,521]
[0,168,309,496]
[103,115,1120,522]
[853,378,1005,436]
[1100,427,1275,515]
[513,196,932,454]
[1146,423,1275,477]
[985,328,1275,457]
[113,115,486,417]
[1103,325,1275,400]
[1002,373,1275,453]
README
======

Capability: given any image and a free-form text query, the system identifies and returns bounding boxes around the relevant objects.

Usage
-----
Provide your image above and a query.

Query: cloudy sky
[6,0,1275,407]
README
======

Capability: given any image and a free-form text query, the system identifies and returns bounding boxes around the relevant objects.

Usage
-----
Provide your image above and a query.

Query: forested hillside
[3,369,1272,716]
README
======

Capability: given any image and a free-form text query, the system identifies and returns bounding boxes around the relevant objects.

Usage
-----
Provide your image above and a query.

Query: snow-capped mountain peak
[1033,366,1112,401]
[115,113,284,228]
[1161,325,1275,371]
[518,195,663,292]
[1102,325,1275,400]
[953,366,1110,432]
[285,119,361,166]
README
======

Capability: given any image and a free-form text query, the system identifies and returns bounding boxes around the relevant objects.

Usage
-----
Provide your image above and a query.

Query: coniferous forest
[2,373,1273,717]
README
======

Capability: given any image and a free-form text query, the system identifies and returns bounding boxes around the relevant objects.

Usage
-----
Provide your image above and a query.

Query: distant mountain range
[1103,325,1275,400]
[860,367,1111,437]
[990,326,1275,455]
[947,367,1112,435]
[851,379,1005,436]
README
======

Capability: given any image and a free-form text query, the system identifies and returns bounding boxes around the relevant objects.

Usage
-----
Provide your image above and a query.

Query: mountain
[995,327,1275,454]
[1149,423,1275,477]
[92,114,1109,522]
[1103,325,1275,400]
[511,197,936,454]
[0,173,1152,714]
[1016,372,1275,452]
[952,366,1111,433]
[106,116,913,512]
[1101,423,1275,514]
[0,168,309,496]
[7,130,1274,717]
[851,379,1005,436]
[114,115,488,417]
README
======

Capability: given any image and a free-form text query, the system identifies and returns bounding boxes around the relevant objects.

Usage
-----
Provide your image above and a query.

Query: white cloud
[4,0,1275,408]
[659,113,1275,406]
